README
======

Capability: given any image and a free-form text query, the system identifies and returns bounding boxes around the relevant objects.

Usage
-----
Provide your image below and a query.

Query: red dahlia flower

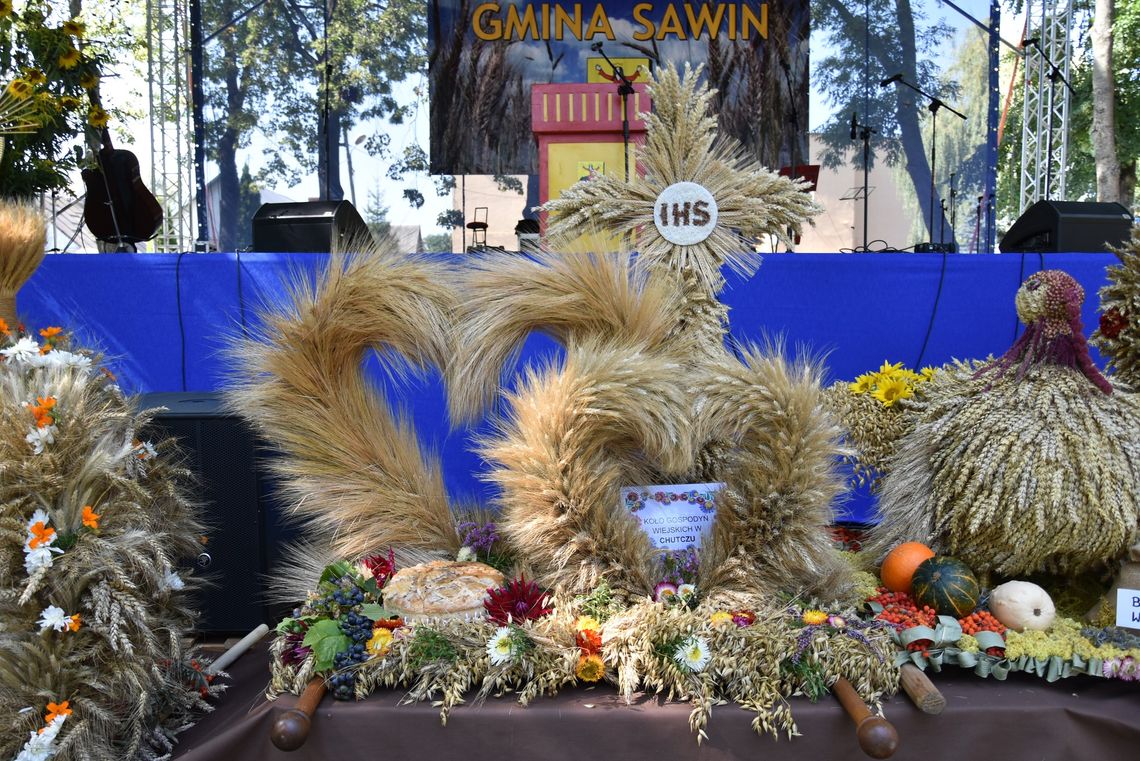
[484,576,553,625]
[362,548,397,587]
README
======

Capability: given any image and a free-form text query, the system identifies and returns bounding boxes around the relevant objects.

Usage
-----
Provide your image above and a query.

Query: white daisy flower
[486,626,515,666]
[456,546,477,562]
[23,545,62,575]
[676,583,697,599]
[29,350,92,371]
[15,713,66,761]
[135,440,158,460]
[25,425,57,454]
[163,569,185,591]
[1,337,40,363]
[673,636,711,673]
[37,605,71,632]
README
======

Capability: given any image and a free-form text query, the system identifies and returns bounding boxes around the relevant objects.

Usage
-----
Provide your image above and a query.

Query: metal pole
[189,0,210,249]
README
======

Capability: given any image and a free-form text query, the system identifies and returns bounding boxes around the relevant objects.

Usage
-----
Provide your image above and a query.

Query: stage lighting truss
[146,0,198,253]
[1018,0,1075,213]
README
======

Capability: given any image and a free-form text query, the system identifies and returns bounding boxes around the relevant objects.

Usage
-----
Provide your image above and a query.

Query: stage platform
[170,642,1140,761]
[18,251,1116,522]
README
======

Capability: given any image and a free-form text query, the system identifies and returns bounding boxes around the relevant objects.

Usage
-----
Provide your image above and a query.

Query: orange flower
[39,344,52,355]
[0,317,9,333]
[39,326,63,339]
[82,505,100,530]
[67,614,81,632]
[575,653,605,682]
[28,521,56,549]
[36,396,56,411]
[576,628,602,655]
[44,700,71,723]
[27,396,57,427]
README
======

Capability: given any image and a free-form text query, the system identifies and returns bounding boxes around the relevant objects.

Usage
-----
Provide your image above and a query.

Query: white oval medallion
[653,182,718,245]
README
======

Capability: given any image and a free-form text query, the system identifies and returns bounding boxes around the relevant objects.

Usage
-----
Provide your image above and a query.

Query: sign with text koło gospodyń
[624,483,723,549]
[427,0,809,175]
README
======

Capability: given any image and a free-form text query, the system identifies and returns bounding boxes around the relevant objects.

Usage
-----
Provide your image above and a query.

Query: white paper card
[1117,588,1140,630]
[622,483,722,550]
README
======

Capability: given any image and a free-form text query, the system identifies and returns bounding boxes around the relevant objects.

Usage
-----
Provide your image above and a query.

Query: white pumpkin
[989,581,1056,632]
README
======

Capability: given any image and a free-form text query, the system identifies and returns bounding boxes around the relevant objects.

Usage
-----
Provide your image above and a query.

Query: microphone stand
[1024,38,1075,200]
[884,76,966,251]
[850,113,877,252]
[592,43,634,182]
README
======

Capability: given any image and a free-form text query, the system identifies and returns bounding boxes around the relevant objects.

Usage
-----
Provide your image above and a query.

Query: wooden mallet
[270,677,327,752]
[832,676,899,758]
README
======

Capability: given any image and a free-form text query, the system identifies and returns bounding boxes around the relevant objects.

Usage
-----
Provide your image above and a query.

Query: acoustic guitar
[82,126,164,250]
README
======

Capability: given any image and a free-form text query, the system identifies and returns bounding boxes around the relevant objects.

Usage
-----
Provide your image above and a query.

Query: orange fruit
[880,541,936,594]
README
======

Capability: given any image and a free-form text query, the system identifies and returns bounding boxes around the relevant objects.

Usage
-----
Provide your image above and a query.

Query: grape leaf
[302,618,350,671]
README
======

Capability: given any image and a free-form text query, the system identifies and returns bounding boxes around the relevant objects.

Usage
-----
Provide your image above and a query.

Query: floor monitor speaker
[999,200,1132,253]
[251,200,372,253]
[141,392,296,635]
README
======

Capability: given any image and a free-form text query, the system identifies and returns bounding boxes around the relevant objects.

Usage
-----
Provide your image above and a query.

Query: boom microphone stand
[881,74,966,252]
[591,42,634,182]
[849,112,877,252]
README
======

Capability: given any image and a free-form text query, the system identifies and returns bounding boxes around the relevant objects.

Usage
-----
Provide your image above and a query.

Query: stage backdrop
[427,0,810,175]
[18,252,1113,524]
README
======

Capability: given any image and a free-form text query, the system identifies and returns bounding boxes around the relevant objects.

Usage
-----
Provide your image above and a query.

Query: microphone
[880,73,902,87]
[1021,37,1038,47]
[590,42,604,52]
[850,112,858,140]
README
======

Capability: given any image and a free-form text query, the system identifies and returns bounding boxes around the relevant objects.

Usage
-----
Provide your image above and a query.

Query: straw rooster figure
[868,270,1140,578]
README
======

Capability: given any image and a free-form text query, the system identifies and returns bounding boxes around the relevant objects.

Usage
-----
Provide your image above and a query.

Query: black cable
[176,252,188,391]
[915,251,948,369]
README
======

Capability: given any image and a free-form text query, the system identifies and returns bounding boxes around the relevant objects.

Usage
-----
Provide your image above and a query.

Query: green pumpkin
[911,556,979,617]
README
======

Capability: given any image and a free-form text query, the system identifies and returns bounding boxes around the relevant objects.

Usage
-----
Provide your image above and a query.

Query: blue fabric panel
[17,252,1116,523]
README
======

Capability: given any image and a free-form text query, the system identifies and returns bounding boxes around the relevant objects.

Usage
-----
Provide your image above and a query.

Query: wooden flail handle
[270,677,327,752]
[832,677,899,759]
[899,663,945,714]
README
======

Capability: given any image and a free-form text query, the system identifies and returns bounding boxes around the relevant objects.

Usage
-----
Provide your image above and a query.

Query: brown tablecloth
[172,644,1139,761]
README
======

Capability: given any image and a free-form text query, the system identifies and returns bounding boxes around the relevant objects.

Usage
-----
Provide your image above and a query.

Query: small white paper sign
[622,483,722,550]
[1117,588,1140,630]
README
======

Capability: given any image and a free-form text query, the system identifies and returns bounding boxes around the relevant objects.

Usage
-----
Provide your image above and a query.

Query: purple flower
[281,632,312,666]
[458,521,499,554]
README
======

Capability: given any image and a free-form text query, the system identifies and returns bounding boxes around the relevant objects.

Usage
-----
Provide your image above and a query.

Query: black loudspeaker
[251,200,372,253]
[141,392,295,635]
[999,200,1133,253]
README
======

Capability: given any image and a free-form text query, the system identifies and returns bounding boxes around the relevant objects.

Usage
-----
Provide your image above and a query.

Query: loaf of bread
[383,560,505,621]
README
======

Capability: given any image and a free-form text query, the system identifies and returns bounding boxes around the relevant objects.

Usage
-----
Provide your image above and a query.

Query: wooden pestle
[270,677,327,752]
[899,663,945,714]
[832,676,899,759]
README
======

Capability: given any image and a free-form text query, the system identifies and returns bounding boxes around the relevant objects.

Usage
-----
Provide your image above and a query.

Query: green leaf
[361,577,382,598]
[302,619,350,672]
[360,603,388,622]
[319,560,354,586]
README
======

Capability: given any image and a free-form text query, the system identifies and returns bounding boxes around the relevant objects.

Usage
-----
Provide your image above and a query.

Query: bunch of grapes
[329,611,374,700]
[304,577,366,619]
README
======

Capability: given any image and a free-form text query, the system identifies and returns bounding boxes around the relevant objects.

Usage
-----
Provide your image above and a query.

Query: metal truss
[146,0,197,252]
[1019,0,1075,212]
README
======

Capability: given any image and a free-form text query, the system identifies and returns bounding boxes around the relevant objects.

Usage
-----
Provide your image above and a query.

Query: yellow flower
[709,611,734,627]
[919,366,937,382]
[574,615,600,632]
[23,69,46,86]
[87,105,109,128]
[62,19,86,37]
[871,376,913,407]
[79,72,99,90]
[877,360,904,376]
[60,95,81,110]
[575,653,605,682]
[366,627,393,656]
[6,78,33,100]
[801,609,829,626]
[848,373,875,394]
[59,47,81,69]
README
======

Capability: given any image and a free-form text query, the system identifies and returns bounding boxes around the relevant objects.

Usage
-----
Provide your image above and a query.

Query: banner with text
[427,0,810,174]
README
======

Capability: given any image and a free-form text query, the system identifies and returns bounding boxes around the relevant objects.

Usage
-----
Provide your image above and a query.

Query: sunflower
[575,653,605,682]
[87,105,108,128]
[59,48,82,70]
[6,79,33,100]
[871,376,913,407]
[848,373,876,394]
[62,19,86,37]
[79,72,99,90]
